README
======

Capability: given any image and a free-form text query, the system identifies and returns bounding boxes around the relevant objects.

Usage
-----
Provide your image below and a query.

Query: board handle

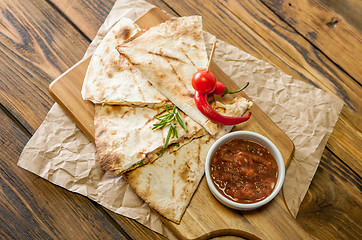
[195,229,260,240]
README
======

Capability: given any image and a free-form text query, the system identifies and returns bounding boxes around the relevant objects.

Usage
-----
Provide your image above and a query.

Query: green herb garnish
[152,105,188,149]
[157,150,164,157]
[131,161,145,168]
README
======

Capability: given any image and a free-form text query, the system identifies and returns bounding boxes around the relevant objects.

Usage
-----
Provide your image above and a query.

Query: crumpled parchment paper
[18,0,344,238]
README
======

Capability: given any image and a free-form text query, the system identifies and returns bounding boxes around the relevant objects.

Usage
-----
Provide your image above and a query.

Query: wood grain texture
[0,0,90,134]
[260,0,362,82]
[49,8,315,240]
[326,110,362,174]
[298,148,362,240]
[317,0,362,32]
[0,108,129,240]
[50,0,115,39]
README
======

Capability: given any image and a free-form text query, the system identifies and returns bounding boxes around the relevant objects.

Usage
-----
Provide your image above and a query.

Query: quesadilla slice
[124,96,252,223]
[94,104,204,174]
[116,16,221,134]
[124,134,215,223]
[81,17,168,107]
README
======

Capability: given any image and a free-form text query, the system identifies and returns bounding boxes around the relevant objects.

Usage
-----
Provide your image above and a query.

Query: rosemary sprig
[152,105,188,149]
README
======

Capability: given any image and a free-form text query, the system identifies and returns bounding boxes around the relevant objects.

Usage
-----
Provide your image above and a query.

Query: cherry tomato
[191,70,217,94]
[212,81,226,95]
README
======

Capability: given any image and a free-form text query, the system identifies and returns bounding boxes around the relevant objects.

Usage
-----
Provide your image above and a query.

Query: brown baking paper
[18,0,344,238]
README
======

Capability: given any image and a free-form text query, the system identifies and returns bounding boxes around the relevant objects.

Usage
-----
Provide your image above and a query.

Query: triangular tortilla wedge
[123,96,252,223]
[124,134,216,223]
[81,17,168,107]
[116,16,221,135]
[94,104,204,174]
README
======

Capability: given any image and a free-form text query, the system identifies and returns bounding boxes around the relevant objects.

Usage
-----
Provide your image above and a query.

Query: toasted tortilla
[116,16,221,134]
[81,17,168,107]
[94,104,204,174]
[124,134,215,223]
[123,96,252,223]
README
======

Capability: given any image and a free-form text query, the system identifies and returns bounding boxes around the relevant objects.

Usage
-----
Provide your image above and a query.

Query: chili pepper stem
[206,40,217,72]
[223,82,249,96]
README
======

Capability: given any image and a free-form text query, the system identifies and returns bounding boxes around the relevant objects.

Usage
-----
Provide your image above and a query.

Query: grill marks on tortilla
[137,85,145,101]
[181,48,196,67]
[178,161,193,183]
[97,129,106,138]
[122,29,147,44]
[106,57,129,78]
[172,165,176,198]
[115,27,131,40]
[168,18,202,43]
[147,51,187,64]
[118,52,139,66]
[168,60,188,91]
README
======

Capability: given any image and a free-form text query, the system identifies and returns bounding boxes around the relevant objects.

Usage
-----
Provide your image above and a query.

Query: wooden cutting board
[49,7,311,240]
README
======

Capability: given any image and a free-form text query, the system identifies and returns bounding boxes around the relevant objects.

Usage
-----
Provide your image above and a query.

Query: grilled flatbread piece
[116,16,221,134]
[94,104,203,174]
[81,17,167,107]
[124,96,252,223]
[125,134,216,223]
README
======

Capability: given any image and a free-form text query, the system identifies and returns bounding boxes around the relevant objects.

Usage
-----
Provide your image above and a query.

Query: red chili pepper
[194,91,252,125]
[213,81,249,96]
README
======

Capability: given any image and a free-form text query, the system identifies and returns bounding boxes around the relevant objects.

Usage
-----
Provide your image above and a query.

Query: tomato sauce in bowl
[205,131,285,210]
[210,139,278,204]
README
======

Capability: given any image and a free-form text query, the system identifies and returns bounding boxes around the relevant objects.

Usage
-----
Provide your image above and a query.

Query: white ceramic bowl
[205,131,285,210]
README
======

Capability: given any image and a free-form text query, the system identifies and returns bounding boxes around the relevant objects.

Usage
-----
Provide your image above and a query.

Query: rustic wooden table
[0,0,361,239]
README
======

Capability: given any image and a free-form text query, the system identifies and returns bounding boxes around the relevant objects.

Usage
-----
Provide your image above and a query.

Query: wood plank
[0,108,128,240]
[317,0,362,32]
[50,0,181,40]
[298,148,362,240]
[327,109,362,174]
[0,0,90,134]
[260,0,362,82]
[50,0,115,40]
[107,215,167,240]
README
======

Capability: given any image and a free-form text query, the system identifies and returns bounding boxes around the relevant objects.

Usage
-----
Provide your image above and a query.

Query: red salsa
[210,139,278,204]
